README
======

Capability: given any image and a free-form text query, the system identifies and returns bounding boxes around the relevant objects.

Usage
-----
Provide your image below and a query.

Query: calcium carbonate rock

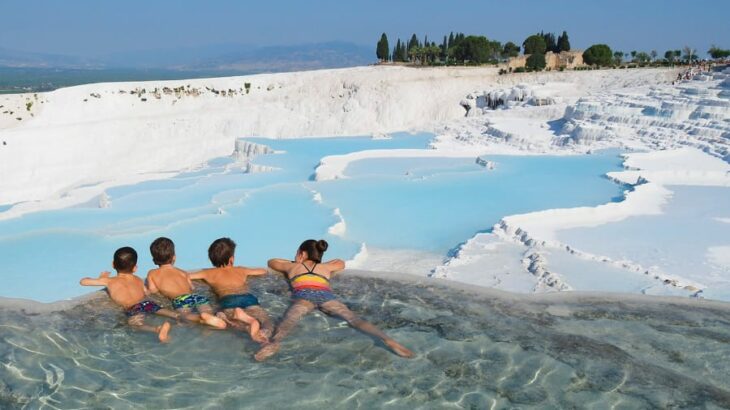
[234,140,274,160]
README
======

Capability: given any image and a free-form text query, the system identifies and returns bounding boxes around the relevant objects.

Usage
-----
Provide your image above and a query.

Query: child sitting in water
[145,237,227,330]
[255,239,413,361]
[189,237,272,343]
[80,246,175,343]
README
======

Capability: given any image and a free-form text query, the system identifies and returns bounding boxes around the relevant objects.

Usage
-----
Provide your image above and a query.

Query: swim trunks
[125,300,161,317]
[172,293,210,310]
[292,288,336,305]
[218,293,259,310]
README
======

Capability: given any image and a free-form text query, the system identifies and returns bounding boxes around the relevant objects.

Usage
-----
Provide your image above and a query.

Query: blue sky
[2,0,728,56]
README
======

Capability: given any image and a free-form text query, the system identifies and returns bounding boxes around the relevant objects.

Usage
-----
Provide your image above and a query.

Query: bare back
[106,274,147,308]
[195,267,252,297]
[285,261,336,281]
[147,266,193,299]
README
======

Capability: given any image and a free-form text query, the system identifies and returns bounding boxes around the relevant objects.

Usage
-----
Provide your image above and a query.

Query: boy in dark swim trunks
[189,238,272,343]
[79,246,175,343]
[145,237,227,330]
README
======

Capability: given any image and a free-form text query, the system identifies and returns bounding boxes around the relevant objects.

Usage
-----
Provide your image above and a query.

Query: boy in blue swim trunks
[189,238,272,343]
[145,237,227,330]
[80,246,175,343]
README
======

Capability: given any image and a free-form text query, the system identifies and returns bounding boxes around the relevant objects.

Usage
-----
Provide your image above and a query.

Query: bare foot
[254,342,280,362]
[217,312,247,331]
[201,312,227,330]
[385,339,414,358]
[252,330,268,344]
[157,322,171,343]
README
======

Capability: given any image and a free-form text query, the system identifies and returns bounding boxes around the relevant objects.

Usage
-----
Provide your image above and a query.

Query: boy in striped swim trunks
[189,237,272,343]
[145,237,227,330]
[80,246,175,343]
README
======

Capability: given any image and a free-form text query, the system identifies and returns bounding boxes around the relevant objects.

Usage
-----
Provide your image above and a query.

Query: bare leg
[244,305,274,339]
[197,305,227,329]
[127,315,172,343]
[223,308,266,343]
[155,308,180,320]
[319,300,413,358]
[254,300,315,362]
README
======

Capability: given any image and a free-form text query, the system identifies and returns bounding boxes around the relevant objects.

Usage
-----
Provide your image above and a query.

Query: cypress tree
[448,32,454,50]
[376,33,390,62]
[441,35,448,55]
[557,31,570,52]
[541,32,557,53]
[408,34,419,51]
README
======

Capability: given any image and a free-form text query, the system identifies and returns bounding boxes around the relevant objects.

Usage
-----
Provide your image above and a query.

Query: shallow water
[558,185,730,300]
[0,134,626,302]
[1,275,729,409]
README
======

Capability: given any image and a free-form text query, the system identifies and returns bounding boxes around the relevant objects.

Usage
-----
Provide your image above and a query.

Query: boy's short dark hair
[150,237,175,265]
[113,247,138,273]
[208,238,236,267]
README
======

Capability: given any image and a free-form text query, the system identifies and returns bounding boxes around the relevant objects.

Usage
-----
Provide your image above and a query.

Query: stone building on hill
[508,50,584,70]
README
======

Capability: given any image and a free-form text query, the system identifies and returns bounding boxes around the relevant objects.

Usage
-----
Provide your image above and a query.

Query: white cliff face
[0,66,503,205]
[0,66,683,207]
[234,140,275,159]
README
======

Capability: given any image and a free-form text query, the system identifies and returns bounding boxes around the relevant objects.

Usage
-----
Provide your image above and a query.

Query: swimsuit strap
[289,263,330,283]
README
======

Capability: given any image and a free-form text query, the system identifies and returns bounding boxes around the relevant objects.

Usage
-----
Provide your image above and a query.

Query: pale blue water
[0,134,626,302]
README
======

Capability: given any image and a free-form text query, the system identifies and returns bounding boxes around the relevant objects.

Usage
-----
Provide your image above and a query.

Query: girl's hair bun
[316,239,329,253]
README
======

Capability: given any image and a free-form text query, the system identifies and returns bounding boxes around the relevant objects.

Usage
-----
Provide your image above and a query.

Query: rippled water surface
[1,275,729,409]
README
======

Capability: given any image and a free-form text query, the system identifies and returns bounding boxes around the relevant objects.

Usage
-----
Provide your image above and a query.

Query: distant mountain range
[0,47,99,69]
[0,42,375,72]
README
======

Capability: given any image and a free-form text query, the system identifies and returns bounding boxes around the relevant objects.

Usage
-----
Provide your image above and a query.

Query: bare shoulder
[322,259,346,273]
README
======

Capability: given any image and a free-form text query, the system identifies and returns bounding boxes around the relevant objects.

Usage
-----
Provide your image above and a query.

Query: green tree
[502,41,521,58]
[630,50,637,61]
[526,53,546,71]
[673,50,682,61]
[708,45,730,59]
[613,51,624,65]
[393,39,402,62]
[522,35,547,55]
[376,33,390,62]
[452,35,493,63]
[664,50,675,62]
[557,31,570,52]
[541,31,557,53]
[683,46,697,63]
[408,34,419,52]
[635,51,651,63]
[583,44,613,66]
[441,35,448,60]
[650,50,657,61]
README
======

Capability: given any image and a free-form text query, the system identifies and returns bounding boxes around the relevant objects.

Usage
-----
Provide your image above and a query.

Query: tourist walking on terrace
[254,239,414,361]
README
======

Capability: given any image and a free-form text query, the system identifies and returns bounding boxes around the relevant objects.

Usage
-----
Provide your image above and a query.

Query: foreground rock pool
[1,273,729,408]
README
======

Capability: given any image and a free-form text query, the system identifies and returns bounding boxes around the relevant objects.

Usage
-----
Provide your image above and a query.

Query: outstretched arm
[242,267,268,276]
[188,270,207,281]
[80,271,111,287]
[267,258,293,273]
[323,259,346,274]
